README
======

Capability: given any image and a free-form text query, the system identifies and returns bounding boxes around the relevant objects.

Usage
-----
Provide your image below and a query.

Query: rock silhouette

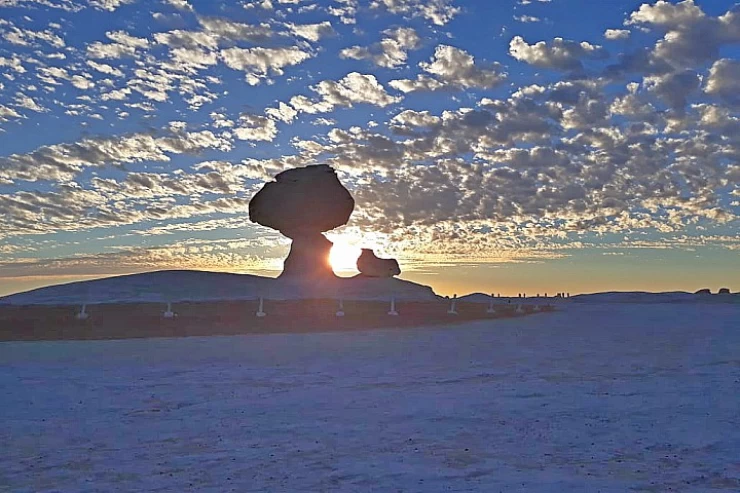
[357,249,401,278]
[249,165,354,279]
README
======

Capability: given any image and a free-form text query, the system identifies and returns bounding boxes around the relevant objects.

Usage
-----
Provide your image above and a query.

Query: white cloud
[421,45,506,89]
[388,74,445,93]
[285,21,333,42]
[509,36,607,71]
[265,102,298,123]
[390,45,505,92]
[340,27,421,68]
[13,94,47,112]
[233,114,278,141]
[220,46,312,84]
[0,55,27,73]
[289,73,400,115]
[163,0,192,11]
[643,70,700,111]
[705,59,740,105]
[0,104,22,124]
[514,15,540,23]
[198,16,272,43]
[88,0,136,12]
[0,0,82,11]
[371,0,460,26]
[86,60,124,77]
[0,130,232,183]
[2,25,65,48]
[313,72,401,108]
[604,29,630,40]
[624,1,740,72]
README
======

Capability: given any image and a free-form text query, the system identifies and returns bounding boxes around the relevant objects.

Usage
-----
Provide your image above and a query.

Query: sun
[329,242,362,274]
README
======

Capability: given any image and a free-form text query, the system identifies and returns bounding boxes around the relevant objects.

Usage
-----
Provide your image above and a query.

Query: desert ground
[1,303,738,492]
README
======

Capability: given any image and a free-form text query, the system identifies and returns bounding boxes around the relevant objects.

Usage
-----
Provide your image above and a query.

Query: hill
[0,270,439,306]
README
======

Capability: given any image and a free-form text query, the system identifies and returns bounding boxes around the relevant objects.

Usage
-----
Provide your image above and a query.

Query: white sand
[1,303,738,492]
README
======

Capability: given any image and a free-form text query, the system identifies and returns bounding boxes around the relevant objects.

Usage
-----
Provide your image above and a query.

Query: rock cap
[249,164,354,238]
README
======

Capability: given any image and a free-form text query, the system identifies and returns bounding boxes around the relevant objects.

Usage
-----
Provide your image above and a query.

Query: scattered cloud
[390,45,505,92]
[509,36,608,71]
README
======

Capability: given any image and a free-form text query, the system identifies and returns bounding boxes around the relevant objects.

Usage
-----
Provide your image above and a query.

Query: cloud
[514,15,540,23]
[316,72,401,107]
[390,45,505,92]
[371,0,460,26]
[86,60,124,77]
[327,0,357,24]
[604,29,630,40]
[265,102,298,123]
[509,36,608,71]
[625,0,740,72]
[233,114,278,141]
[0,55,26,73]
[220,46,312,84]
[705,59,740,106]
[643,70,700,111]
[197,16,273,43]
[163,0,192,11]
[0,0,738,273]
[340,26,421,68]
[88,0,136,11]
[0,104,22,125]
[0,130,232,183]
[285,21,334,42]
[13,94,47,112]
[290,72,401,114]
[421,45,506,89]
[0,236,286,279]
[388,74,445,93]
[1,24,65,48]
[0,0,82,11]
[87,31,148,59]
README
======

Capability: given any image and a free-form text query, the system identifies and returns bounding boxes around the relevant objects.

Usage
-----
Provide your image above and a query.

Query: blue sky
[0,0,738,297]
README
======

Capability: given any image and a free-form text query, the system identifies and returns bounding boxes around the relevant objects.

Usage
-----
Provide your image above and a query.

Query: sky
[0,0,738,298]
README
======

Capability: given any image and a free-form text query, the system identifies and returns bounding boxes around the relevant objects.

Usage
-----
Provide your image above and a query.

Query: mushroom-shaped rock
[357,249,401,278]
[249,165,354,279]
[249,164,354,238]
[718,287,731,295]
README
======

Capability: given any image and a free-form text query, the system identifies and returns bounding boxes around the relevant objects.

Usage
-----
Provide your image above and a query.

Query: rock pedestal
[281,233,334,279]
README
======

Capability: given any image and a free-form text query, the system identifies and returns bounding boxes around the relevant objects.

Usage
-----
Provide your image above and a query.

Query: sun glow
[329,242,362,274]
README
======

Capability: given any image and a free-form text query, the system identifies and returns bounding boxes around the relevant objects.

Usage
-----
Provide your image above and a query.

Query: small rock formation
[249,165,354,279]
[357,249,401,278]
[718,287,730,295]
[695,288,712,295]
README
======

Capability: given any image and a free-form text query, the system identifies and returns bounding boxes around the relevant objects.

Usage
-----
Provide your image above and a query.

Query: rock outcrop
[356,249,401,278]
[249,165,355,279]
[695,288,712,295]
[718,287,730,295]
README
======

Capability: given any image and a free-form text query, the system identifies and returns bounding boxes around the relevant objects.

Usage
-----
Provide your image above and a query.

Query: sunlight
[329,242,362,274]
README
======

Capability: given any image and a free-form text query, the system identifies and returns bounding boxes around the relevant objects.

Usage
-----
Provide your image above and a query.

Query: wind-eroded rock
[249,164,354,239]
[356,249,401,278]
[249,164,354,279]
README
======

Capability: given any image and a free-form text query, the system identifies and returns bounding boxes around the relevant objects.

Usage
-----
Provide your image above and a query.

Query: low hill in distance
[0,270,439,306]
[1,271,736,306]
